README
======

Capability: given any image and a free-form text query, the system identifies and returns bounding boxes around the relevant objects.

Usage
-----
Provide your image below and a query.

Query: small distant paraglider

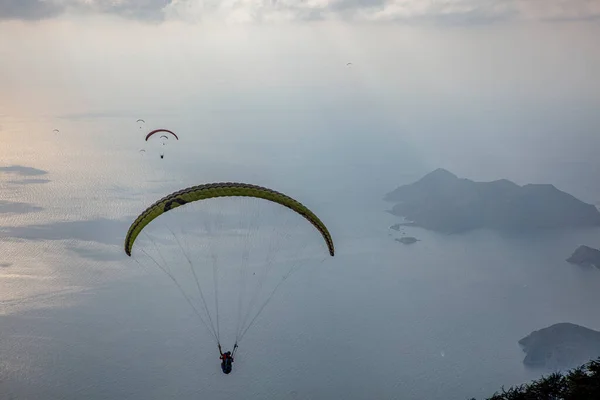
[137,119,145,129]
[346,62,353,67]
[53,129,60,134]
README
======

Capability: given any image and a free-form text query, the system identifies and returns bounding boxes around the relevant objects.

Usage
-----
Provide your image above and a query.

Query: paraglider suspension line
[165,226,220,343]
[137,246,219,344]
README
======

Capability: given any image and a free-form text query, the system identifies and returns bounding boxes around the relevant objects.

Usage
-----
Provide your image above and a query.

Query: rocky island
[395,237,418,245]
[519,323,600,370]
[384,169,600,233]
[566,245,600,268]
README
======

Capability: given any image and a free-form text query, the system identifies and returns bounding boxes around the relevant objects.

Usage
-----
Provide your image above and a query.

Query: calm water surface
[2,116,600,400]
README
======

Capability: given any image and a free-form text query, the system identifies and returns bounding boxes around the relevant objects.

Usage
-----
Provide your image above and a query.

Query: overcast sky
[1,0,600,195]
[1,0,600,23]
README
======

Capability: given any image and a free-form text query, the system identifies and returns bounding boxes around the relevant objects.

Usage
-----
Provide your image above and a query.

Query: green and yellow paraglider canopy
[124,182,335,257]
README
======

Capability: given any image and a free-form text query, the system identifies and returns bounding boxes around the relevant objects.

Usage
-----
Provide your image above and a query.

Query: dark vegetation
[469,358,600,400]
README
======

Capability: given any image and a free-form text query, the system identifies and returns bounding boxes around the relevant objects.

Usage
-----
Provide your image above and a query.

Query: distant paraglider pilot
[220,352,233,374]
[219,344,236,374]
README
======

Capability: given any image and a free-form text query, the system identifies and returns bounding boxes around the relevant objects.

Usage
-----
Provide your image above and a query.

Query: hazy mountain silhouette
[385,169,600,233]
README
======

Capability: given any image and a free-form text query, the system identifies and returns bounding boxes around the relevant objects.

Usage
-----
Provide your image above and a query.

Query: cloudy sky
[0,0,599,189]
[1,0,600,23]
[1,0,599,202]
[2,1,599,175]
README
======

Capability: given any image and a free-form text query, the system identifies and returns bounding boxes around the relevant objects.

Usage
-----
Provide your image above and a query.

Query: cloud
[0,216,181,262]
[81,0,172,21]
[0,217,132,245]
[515,0,600,21]
[57,111,138,120]
[8,179,51,185]
[0,0,599,23]
[0,166,48,177]
[349,0,517,24]
[0,0,63,20]
[66,244,125,262]
[0,0,169,21]
[160,0,600,23]
[0,201,43,214]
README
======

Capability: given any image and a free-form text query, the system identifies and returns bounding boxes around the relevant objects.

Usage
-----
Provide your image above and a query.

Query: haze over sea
[2,3,600,399]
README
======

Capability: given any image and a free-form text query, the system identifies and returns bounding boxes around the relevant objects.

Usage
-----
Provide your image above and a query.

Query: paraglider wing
[145,129,178,141]
[53,129,60,133]
[160,135,169,140]
[137,119,145,123]
[123,182,334,257]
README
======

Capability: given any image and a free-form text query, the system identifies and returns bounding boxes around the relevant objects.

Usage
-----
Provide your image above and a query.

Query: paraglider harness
[219,343,238,374]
